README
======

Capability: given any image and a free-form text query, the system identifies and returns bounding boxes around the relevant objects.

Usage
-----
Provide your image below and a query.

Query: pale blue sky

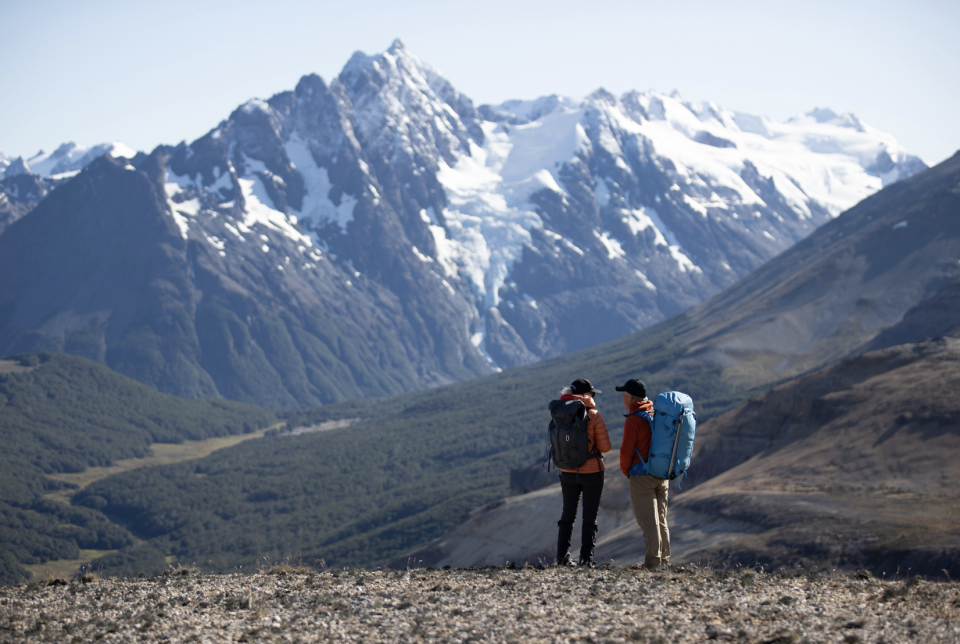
[2,0,957,164]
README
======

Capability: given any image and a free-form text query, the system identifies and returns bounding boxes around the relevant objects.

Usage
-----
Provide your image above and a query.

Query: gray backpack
[546,399,598,471]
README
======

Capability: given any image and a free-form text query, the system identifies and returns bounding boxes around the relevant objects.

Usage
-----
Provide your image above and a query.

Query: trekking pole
[666,414,683,479]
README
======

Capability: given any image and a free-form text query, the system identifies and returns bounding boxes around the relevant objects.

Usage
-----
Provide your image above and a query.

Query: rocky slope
[688,337,960,491]
[658,336,960,575]
[0,40,927,406]
[2,567,957,643]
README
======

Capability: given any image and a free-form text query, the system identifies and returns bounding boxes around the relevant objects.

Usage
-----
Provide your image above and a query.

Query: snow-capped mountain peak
[11,141,137,180]
[142,42,928,370]
[339,39,482,168]
[3,156,33,178]
[0,40,932,405]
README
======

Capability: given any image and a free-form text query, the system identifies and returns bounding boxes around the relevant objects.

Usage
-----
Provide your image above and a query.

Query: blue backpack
[629,391,697,482]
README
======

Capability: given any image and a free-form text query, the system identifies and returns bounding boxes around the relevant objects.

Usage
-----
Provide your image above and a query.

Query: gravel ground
[1,565,958,643]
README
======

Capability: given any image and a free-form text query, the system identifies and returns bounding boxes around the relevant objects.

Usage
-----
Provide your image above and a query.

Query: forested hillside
[0,353,276,584]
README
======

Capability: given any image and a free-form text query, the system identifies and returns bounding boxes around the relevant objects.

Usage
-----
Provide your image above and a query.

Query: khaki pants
[629,475,670,568]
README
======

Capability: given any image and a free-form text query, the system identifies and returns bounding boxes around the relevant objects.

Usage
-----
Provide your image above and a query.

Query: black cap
[615,378,647,398]
[570,378,601,396]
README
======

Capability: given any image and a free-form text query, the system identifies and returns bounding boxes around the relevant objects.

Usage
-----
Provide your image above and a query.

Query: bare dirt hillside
[657,337,960,575]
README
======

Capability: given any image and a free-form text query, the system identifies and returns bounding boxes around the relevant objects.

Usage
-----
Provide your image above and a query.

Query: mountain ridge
[0,40,929,407]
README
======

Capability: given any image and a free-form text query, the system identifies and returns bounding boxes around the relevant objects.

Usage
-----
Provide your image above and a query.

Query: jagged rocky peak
[338,38,482,167]
[478,94,579,125]
[20,141,138,179]
[0,159,48,235]
[3,156,33,178]
[806,106,864,128]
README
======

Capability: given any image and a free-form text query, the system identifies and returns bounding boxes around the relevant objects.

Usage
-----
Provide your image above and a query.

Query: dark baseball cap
[570,378,601,395]
[615,378,647,398]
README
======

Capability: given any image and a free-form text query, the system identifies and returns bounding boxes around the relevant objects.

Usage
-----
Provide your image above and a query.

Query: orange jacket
[619,398,654,477]
[558,394,611,474]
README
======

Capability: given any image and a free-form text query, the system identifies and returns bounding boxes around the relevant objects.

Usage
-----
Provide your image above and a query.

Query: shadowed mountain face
[0,137,487,408]
[0,41,927,407]
[0,155,451,408]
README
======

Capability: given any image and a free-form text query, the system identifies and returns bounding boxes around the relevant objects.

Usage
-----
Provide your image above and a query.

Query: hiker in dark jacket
[550,378,611,567]
[617,378,670,570]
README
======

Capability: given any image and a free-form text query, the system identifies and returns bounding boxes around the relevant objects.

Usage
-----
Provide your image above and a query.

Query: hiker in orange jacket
[552,378,611,567]
[617,378,670,570]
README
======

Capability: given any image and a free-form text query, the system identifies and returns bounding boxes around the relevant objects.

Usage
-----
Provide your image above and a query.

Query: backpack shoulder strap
[587,408,604,471]
[632,409,654,424]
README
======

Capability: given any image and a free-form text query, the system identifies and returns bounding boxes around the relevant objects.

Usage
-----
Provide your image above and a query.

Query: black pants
[557,470,604,563]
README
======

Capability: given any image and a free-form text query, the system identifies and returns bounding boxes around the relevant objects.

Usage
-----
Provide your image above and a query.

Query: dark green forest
[0,353,276,584]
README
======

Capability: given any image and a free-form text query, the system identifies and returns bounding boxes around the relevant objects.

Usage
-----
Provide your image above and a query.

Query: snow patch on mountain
[423,208,459,278]
[238,178,310,245]
[419,87,917,307]
[482,90,920,222]
[594,230,626,259]
[619,205,701,274]
[24,142,135,179]
[286,136,357,235]
[164,168,195,239]
[495,106,590,188]
[658,96,918,215]
[435,139,543,307]
[236,156,313,245]
[635,270,657,292]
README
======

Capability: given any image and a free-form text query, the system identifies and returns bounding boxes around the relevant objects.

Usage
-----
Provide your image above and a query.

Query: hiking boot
[639,563,668,572]
[579,559,597,569]
[557,555,577,568]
